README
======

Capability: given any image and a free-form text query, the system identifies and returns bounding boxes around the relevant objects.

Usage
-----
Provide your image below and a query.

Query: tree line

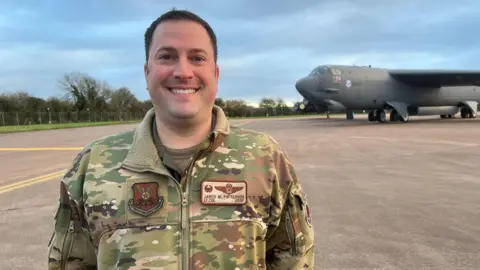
[0,72,309,126]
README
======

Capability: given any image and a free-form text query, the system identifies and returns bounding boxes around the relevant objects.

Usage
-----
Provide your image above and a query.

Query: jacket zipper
[181,140,213,270]
[181,153,199,270]
[182,191,188,270]
[285,207,297,256]
[123,139,213,270]
[61,220,75,270]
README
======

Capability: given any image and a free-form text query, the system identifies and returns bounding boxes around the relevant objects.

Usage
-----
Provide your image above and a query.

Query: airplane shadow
[290,116,480,128]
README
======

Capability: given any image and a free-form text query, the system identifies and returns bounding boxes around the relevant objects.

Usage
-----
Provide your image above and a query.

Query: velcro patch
[201,180,247,205]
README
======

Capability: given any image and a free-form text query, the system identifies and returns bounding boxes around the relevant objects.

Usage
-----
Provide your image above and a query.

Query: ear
[144,62,149,77]
[215,64,220,83]
[144,62,150,90]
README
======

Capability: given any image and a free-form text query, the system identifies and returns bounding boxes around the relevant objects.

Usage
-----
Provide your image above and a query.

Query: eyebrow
[157,46,208,55]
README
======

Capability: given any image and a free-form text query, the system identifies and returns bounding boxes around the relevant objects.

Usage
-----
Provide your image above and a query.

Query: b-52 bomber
[294,64,480,123]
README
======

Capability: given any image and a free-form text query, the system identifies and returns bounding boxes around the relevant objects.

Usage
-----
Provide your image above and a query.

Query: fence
[0,111,148,126]
[0,107,317,126]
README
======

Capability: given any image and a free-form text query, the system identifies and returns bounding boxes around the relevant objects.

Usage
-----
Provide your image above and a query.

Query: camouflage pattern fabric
[47,105,315,269]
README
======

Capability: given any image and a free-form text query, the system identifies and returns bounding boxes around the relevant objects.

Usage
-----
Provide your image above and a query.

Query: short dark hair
[144,8,218,63]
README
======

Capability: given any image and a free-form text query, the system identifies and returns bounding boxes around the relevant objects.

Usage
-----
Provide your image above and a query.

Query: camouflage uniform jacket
[47,105,315,270]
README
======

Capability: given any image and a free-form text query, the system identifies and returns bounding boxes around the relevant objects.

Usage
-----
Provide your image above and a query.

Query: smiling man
[144,13,219,150]
[47,8,315,270]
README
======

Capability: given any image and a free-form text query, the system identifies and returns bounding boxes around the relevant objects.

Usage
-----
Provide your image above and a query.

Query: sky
[1,0,480,107]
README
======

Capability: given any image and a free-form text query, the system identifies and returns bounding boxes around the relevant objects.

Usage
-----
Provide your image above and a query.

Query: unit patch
[201,180,247,205]
[128,182,164,217]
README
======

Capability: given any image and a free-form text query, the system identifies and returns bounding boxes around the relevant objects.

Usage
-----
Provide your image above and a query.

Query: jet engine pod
[292,101,317,113]
[410,106,459,116]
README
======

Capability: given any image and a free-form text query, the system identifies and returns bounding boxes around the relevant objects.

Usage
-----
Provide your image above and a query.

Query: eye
[157,54,175,60]
[191,55,205,62]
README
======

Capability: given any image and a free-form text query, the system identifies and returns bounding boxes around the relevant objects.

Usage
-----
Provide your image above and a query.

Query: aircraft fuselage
[295,65,480,123]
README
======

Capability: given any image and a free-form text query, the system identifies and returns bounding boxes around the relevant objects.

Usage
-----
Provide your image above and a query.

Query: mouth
[167,87,200,94]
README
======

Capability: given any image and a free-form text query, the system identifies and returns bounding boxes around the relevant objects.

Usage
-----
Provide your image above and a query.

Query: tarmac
[1,114,480,269]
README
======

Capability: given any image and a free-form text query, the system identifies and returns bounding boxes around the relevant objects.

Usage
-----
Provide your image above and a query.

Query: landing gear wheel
[390,110,398,121]
[461,108,477,118]
[376,109,386,123]
[368,111,376,122]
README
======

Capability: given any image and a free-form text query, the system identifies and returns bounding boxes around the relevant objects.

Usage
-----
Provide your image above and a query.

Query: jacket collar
[121,105,230,174]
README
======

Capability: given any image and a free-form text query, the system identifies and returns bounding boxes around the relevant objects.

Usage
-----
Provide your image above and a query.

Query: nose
[295,76,319,95]
[173,58,194,78]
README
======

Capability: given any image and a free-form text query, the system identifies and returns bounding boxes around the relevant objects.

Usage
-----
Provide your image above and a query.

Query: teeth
[170,88,196,94]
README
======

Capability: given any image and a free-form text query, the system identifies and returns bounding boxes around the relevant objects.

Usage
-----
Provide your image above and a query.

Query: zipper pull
[182,192,188,229]
[182,192,188,205]
[68,220,75,233]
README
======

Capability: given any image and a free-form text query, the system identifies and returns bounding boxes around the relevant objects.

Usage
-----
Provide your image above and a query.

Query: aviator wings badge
[128,182,164,217]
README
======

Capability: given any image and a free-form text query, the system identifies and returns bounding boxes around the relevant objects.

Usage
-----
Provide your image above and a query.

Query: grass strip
[0,121,141,133]
[0,113,343,134]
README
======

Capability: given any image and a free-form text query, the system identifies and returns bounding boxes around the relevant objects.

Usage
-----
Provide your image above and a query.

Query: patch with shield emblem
[201,180,247,205]
[128,182,164,217]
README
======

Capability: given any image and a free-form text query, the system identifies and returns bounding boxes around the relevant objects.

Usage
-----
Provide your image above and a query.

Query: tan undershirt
[151,114,216,178]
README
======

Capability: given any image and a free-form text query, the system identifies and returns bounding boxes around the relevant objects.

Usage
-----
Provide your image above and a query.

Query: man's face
[144,20,219,121]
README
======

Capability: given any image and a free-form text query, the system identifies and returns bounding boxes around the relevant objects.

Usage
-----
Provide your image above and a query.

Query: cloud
[1,0,479,105]
[215,0,480,57]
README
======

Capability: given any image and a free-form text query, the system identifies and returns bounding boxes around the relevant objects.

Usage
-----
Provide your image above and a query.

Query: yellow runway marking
[0,122,254,193]
[233,120,252,126]
[0,147,82,151]
[0,170,65,194]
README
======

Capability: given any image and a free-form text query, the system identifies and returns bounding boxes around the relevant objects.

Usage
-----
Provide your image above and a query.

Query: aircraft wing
[388,69,480,88]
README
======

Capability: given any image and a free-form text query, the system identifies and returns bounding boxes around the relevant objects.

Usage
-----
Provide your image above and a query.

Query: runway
[2,115,480,269]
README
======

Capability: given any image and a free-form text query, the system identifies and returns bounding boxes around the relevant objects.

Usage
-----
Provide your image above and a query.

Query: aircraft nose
[295,76,319,95]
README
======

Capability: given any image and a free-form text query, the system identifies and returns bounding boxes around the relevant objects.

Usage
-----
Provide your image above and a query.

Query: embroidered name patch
[201,180,247,205]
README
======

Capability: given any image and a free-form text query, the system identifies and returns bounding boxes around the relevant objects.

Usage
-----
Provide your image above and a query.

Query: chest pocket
[124,178,170,222]
[84,171,184,269]
[188,177,270,270]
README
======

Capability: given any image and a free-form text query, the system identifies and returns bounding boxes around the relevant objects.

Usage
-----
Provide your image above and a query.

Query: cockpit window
[328,67,342,76]
[309,66,328,75]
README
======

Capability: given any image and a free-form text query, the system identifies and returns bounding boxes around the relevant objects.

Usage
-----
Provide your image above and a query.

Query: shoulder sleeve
[47,146,97,269]
[265,136,315,269]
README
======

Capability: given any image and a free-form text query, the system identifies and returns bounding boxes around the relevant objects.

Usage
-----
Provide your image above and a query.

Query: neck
[154,110,212,150]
